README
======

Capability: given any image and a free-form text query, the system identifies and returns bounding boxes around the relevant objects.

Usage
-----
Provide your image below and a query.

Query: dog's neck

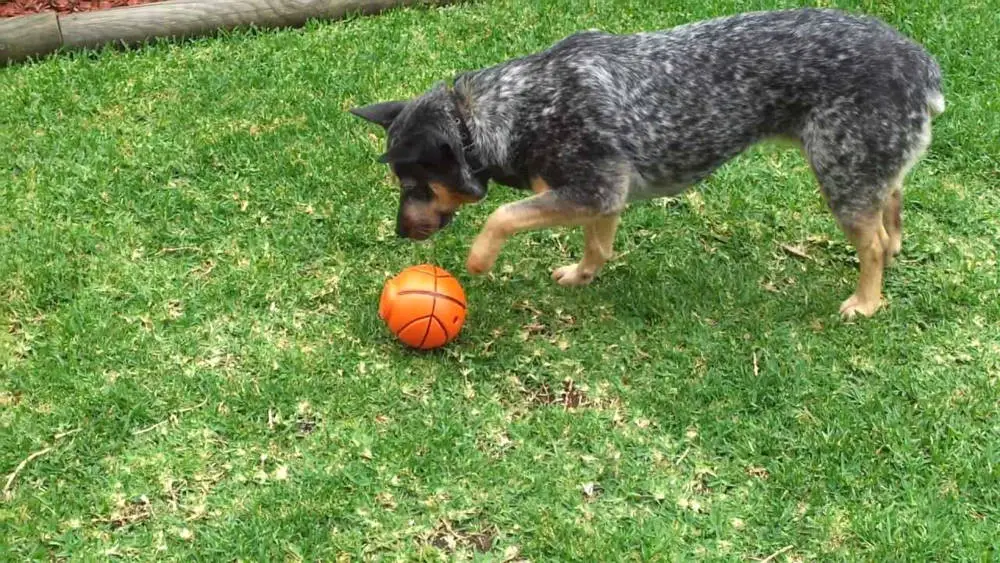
[448,87,488,180]
[450,74,534,191]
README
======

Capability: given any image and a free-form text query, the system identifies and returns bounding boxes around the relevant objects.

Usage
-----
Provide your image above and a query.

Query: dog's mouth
[407,228,433,241]
[402,212,454,241]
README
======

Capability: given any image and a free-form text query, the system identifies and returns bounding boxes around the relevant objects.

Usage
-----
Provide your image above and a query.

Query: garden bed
[0,0,164,18]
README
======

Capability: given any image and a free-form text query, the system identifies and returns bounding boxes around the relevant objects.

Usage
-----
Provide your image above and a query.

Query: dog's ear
[349,100,407,129]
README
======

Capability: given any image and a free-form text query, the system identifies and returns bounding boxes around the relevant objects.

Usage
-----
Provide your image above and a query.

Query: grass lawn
[2,0,999,559]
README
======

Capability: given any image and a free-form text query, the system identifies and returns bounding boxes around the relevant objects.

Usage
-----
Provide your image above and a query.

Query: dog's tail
[924,56,946,117]
[927,90,946,117]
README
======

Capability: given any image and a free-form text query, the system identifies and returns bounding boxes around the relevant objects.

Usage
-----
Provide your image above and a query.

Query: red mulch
[0,0,165,18]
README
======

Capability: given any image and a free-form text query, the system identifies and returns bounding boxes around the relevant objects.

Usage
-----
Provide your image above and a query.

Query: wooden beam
[60,0,449,49]
[1,0,454,65]
[0,12,62,65]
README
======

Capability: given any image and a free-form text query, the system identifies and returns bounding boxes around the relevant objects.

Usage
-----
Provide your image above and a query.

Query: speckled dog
[350,8,944,319]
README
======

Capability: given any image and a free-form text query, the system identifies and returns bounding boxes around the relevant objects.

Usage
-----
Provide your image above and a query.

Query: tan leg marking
[467,182,596,275]
[530,177,551,195]
[839,212,886,320]
[882,185,903,263]
[552,214,620,286]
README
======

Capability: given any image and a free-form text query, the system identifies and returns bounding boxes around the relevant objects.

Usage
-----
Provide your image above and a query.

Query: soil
[0,0,164,18]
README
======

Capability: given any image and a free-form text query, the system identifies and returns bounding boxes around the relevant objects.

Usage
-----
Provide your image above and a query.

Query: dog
[350,8,944,319]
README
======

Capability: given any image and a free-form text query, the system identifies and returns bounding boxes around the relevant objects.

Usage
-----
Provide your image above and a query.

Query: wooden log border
[1,0,455,66]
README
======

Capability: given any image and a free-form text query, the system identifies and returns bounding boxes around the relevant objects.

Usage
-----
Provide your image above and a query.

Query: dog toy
[379,265,466,349]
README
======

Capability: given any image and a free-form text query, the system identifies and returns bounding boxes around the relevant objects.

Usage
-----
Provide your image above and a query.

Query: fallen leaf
[376,491,396,509]
[581,482,602,500]
[781,243,811,260]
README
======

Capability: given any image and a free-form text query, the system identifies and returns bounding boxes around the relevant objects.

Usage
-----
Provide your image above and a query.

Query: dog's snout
[396,216,432,240]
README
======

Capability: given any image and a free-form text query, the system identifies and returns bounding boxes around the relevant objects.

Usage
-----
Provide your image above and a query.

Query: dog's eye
[420,161,449,175]
[394,162,429,182]
[401,183,433,202]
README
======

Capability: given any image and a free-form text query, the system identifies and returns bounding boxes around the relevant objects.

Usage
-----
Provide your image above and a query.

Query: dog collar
[450,89,487,175]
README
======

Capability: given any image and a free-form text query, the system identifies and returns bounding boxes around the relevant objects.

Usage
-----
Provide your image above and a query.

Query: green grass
[1,0,999,559]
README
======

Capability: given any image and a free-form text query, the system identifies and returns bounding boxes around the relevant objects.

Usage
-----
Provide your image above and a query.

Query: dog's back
[456,8,943,201]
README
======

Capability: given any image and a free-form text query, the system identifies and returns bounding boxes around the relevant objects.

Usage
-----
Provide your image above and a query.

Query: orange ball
[379,264,467,350]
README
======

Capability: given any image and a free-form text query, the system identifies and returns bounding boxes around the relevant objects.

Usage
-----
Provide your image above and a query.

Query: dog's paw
[466,250,495,276]
[884,237,902,266]
[466,230,504,276]
[551,263,595,286]
[888,236,902,257]
[839,293,882,320]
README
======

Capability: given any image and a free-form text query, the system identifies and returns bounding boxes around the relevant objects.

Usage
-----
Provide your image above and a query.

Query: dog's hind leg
[803,99,935,319]
[882,184,903,263]
[882,116,933,264]
[807,164,894,320]
[837,211,889,319]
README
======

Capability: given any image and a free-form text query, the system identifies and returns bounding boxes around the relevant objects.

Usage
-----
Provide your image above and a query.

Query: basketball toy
[379,265,467,350]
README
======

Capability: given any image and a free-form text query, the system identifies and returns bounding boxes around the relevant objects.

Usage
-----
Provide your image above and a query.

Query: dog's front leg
[466,191,597,276]
[551,214,620,286]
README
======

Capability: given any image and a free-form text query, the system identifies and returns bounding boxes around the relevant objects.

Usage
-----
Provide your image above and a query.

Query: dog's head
[350,89,487,240]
